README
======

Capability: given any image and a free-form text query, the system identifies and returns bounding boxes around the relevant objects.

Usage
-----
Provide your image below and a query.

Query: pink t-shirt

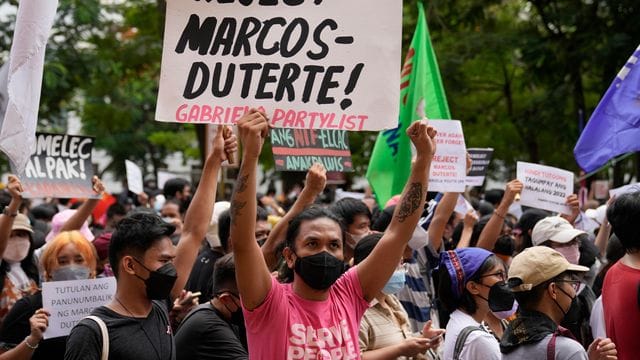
[243,267,370,359]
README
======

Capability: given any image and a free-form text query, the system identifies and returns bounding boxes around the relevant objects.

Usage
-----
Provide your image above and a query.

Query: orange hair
[41,230,98,277]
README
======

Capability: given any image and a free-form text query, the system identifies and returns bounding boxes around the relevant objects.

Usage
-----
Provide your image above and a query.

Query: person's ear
[283,246,296,269]
[547,282,558,300]
[465,281,481,295]
[122,256,137,276]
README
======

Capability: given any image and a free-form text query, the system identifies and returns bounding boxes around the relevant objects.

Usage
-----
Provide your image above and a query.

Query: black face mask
[487,281,516,312]
[294,251,344,290]
[133,258,178,300]
[555,286,580,322]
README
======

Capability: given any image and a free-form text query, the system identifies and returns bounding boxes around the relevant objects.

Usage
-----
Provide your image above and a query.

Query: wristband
[3,208,17,217]
[24,336,38,350]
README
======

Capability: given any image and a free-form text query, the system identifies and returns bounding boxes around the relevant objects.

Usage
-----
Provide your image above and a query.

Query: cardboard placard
[466,148,493,186]
[42,277,116,339]
[125,160,144,195]
[12,133,97,199]
[427,120,467,193]
[517,162,574,215]
[155,0,402,131]
[270,128,352,172]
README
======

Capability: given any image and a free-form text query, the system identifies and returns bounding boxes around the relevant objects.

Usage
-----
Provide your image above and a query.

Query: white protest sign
[609,182,640,198]
[125,160,144,195]
[427,120,467,193]
[156,0,402,131]
[517,162,574,215]
[42,277,116,339]
[454,195,474,216]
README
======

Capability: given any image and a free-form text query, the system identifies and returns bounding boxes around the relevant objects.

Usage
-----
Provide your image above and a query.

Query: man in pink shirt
[229,110,438,359]
[603,191,640,360]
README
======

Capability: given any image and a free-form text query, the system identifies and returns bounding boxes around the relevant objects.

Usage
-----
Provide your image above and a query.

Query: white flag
[0,0,59,174]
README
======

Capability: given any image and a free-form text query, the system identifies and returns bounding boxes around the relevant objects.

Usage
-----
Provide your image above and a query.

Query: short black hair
[163,178,190,199]
[109,211,175,278]
[30,203,58,222]
[330,198,371,227]
[218,210,231,252]
[353,232,384,265]
[107,203,127,220]
[484,189,505,206]
[285,206,345,251]
[212,254,237,295]
[371,205,395,232]
[607,191,640,253]
[437,254,502,315]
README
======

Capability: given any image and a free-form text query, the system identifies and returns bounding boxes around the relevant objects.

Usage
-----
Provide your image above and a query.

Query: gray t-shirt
[502,334,587,360]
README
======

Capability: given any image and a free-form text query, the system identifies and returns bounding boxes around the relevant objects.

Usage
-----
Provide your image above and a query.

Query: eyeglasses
[556,279,581,292]
[479,270,507,282]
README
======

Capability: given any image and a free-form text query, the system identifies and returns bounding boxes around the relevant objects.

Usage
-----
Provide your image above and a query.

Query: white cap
[531,216,586,246]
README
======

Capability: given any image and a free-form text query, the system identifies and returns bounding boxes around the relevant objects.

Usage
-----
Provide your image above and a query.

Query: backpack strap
[85,316,109,360]
[453,325,485,360]
[546,332,558,360]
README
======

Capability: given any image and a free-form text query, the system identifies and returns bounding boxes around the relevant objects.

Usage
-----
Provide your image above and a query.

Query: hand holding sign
[211,125,238,165]
[222,126,235,165]
[407,121,437,160]
[238,109,269,161]
[91,176,105,196]
[503,179,524,205]
[561,194,581,225]
[29,308,50,346]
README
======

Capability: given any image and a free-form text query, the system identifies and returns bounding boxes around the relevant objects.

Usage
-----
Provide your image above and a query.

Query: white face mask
[3,236,30,264]
[555,244,581,265]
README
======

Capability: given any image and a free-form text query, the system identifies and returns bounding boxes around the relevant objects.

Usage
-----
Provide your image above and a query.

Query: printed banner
[466,148,493,186]
[42,277,116,339]
[517,162,574,215]
[427,120,467,193]
[156,0,402,131]
[270,128,352,172]
[12,133,97,199]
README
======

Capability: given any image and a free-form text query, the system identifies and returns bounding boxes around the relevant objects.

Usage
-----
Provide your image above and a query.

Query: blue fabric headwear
[439,248,493,299]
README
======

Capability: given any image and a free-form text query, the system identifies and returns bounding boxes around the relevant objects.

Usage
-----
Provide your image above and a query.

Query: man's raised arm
[357,121,436,301]
[171,126,237,300]
[230,110,273,310]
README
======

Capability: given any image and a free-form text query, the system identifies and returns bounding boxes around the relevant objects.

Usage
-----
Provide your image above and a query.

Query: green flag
[366,2,451,209]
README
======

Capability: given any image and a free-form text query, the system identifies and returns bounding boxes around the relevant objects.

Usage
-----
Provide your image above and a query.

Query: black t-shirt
[174,303,247,360]
[64,300,175,360]
[0,292,67,359]
[184,247,224,303]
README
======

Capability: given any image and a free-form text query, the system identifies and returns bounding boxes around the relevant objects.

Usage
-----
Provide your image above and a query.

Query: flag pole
[576,152,634,182]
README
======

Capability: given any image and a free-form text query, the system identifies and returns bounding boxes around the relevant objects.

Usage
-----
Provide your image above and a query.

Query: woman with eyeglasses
[437,248,511,360]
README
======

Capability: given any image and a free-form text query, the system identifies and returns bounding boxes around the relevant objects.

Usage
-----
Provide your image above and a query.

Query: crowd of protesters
[0,110,634,359]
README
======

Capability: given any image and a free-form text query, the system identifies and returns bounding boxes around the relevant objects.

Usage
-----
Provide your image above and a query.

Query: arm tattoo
[397,183,423,223]
[236,173,249,193]
[230,201,246,225]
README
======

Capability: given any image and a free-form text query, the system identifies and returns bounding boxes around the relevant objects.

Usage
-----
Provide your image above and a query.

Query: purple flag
[574,44,640,172]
